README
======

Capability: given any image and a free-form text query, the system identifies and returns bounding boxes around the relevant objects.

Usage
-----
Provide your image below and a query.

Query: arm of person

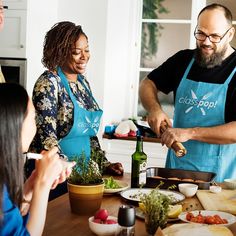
[90,136,123,175]
[31,75,63,154]
[139,77,172,136]
[161,121,236,147]
[26,147,63,236]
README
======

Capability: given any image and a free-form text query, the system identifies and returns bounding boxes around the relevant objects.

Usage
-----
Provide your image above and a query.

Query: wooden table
[42,174,236,236]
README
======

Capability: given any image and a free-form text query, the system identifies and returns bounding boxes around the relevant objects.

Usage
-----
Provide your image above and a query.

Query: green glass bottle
[131,135,147,188]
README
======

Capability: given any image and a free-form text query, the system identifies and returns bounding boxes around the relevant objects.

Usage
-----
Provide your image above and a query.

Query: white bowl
[224,179,236,189]
[88,216,118,236]
[209,185,222,193]
[178,183,198,198]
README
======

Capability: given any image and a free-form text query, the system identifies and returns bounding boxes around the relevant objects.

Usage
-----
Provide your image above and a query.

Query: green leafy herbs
[67,152,103,185]
[104,177,121,189]
[139,183,177,234]
[140,188,172,234]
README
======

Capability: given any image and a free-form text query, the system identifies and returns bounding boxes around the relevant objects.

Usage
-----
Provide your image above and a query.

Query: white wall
[26,0,58,96]
[103,0,141,126]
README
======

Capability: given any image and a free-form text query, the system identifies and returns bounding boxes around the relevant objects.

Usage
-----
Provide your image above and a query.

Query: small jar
[116,205,135,236]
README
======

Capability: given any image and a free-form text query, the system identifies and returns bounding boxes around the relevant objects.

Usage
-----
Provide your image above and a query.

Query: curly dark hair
[42,21,88,71]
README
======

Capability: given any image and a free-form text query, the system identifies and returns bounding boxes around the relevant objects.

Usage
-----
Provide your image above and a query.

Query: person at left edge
[0,83,75,236]
[0,0,6,83]
[28,22,123,198]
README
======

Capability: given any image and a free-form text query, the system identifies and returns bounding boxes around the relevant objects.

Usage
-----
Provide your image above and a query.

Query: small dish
[224,179,236,190]
[210,185,222,193]
[120,188,185,204]
[178,183,198,198]
[178,210,236,227]
[88,216,118,236]
[103,179,129,194]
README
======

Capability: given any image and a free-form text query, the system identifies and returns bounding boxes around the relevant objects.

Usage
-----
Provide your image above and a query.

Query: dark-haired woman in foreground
[0,83,74,235]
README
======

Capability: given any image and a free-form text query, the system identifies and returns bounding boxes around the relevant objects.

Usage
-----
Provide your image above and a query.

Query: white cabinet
[101,138,168,173]
[0,9,26,58]
[3,0,27,9]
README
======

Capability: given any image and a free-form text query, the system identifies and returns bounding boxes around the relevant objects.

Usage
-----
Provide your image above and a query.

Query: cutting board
[197,189,236,214]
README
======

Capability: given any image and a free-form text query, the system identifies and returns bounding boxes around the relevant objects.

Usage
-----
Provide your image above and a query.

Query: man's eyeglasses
[0,5,8,13]
[194,27,232,43]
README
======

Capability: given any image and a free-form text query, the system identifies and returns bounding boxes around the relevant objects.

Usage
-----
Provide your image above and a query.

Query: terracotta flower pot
[67,182,104,215]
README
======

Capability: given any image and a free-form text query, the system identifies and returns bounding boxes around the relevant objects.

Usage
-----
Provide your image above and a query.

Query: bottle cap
[118,205,136,227]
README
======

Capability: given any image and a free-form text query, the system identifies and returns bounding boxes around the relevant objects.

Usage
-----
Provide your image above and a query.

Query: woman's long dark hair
[42,21,88,71]
[0,83,28,217]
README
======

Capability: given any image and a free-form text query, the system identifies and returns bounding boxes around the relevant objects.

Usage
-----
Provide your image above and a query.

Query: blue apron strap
[57,67,80,105]
[224,66,236,85]
[182,58,194,80]
[77,75,100,108]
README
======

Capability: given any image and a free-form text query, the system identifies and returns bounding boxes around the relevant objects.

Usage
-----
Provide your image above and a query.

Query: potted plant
[67,152,104,215]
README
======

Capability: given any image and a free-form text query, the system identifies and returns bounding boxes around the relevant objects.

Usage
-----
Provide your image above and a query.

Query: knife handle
[160,121,187,157]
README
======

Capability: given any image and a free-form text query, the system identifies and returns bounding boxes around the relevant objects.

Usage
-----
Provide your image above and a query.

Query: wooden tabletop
[42,174,236,236]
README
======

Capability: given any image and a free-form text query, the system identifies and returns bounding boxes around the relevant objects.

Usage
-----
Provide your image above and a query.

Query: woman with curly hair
[28,21,123,199]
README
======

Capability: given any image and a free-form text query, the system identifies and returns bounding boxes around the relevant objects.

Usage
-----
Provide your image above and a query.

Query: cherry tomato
[205,216,215,224]
[186,212,194,221]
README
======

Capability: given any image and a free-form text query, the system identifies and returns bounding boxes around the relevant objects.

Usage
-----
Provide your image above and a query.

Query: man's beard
[194,44,227,68]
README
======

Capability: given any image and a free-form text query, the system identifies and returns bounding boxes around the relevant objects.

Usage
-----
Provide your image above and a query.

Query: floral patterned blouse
[30,70,108,170]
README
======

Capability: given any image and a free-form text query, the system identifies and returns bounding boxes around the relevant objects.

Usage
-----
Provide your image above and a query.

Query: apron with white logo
[57,67,103,161]
[165,58,236,182]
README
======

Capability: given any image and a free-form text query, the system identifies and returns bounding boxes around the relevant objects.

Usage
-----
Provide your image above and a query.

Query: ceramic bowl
[178,183,198,198]
[209,185,222,193]
[224,179,236,190]
[88,216,118,236]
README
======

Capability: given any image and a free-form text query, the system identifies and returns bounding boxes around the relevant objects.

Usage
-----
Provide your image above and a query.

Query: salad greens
[104,177,121,189]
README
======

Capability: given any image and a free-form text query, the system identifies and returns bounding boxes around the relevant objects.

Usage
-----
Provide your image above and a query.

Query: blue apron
[57,67,103,161]
[165,58,236,182]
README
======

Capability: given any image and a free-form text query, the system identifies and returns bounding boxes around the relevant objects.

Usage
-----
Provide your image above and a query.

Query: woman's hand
[34,147,63,188]
[106,163,124,176]
[51,160,76,189]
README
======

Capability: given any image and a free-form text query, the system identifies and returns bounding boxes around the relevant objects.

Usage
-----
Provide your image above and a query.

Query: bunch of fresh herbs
[139,182,176,234]
[67,152,103,185]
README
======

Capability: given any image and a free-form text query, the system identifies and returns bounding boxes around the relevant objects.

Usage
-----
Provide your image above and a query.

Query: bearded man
[139,3,236,182]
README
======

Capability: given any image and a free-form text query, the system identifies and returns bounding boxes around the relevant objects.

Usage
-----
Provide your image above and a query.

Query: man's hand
[106,163,124,176]
[161,127,192,148]
[147,108,172,137]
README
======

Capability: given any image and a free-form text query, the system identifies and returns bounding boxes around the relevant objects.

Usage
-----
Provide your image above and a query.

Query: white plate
[120,188,185,204]
[178,210,236,226]
[135,207,179,222]
[104,179,129,194]
[163,223,234,236]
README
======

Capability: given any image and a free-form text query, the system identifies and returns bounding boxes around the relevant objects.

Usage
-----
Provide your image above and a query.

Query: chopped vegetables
[104,177,121,189]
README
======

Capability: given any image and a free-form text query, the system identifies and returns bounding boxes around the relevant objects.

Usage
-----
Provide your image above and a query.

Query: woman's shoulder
[36,70,61,84]
[34,70,64,92]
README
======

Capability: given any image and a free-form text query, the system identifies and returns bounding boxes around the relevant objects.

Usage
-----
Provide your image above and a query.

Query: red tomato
[186,212,194,221]
[205,216,215,224]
